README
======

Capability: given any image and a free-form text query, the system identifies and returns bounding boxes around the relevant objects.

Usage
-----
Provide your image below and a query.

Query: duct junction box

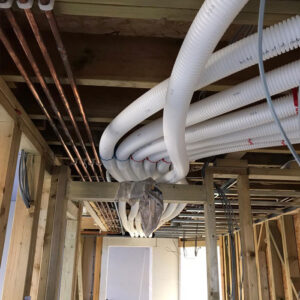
[0,0,14,9]
[38,0,55,11]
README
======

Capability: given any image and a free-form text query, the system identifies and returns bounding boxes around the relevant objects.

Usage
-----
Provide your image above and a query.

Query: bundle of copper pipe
[0,3,120,232]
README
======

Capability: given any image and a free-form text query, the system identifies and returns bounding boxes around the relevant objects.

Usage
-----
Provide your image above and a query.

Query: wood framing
[237,174,259,299]
[204,170,219,300]
[50,0,299,25]
[93,236,103,300]
[0,77,59,172]
[0,105,21,263]
[37,166,69,300]
[59,203,82,300]
[68,181,206,204]
[2,135,45,299]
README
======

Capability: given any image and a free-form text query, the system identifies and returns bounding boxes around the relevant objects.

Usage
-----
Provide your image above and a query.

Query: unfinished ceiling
[0,0,300,237]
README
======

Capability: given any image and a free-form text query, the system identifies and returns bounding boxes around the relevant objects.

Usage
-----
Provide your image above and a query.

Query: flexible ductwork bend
[99,7,300,237]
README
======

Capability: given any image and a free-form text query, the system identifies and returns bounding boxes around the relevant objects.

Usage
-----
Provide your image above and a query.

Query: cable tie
[292,87,299,115]
[248,138,254,145]
[130,155,144,163]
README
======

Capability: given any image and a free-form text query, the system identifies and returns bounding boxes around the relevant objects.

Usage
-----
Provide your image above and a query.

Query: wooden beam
[204,170,219,300]
[0,106,21,264]
[68,181,206,204]
[237,174,259,299]
[83,201,108,231]
[93,237,103,300]
[50,0,299,25]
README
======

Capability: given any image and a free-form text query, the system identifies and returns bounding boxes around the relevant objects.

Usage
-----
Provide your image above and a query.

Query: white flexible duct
[123,59,300,167]
[163,0,249,183]
[150,115,299,162]
[114,16,300,170]
[135,94,297,162]
[189,134,300,162]
[99,14,300,236]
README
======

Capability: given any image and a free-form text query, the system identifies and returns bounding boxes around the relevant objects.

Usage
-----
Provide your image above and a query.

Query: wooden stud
[45,165,70,300]
[2,136,44,299]
[77,237,84,300]
[29,171,52,300]
[254,224,270,300]
[93,237,103,300]
[37,166,69,300]
[280,215,300,299]
[265,221,285,300]
[204,170,219,300]
[59,205,80,300]
[237,174,259,299]
[0,112,21,263]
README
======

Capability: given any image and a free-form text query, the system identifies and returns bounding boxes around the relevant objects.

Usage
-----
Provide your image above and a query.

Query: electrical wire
[18,150,31,208]
[258,0,300,166]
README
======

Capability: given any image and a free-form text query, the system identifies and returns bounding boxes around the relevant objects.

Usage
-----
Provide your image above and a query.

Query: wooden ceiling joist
[50,0,299,26]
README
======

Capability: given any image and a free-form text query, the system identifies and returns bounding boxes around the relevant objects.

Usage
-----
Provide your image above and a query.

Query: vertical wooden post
[2,136,45,300]
[37,165,70,300]
[30,171,52,300]
[0,108,21,263]
[254,224,270,300]
[93,236,103,300]
[219,236,226,300]
[204,170,219,300]
[280,215,300,299]
[59,202,81,300]
[237,174,259,300]
[265,220,284,300]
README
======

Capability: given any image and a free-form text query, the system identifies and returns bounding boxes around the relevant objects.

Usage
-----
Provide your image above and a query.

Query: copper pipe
[45,11,105,181]
[0,25,85,181]
[17,9,100,182]
[5,9,92,181]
